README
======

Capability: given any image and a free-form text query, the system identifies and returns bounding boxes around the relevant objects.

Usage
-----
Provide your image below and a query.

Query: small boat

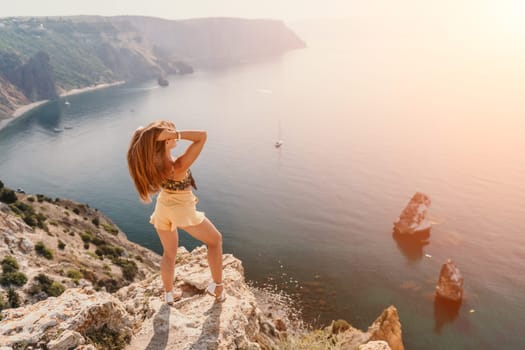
[16,188,25,194]
[64,100,71,105]
[64,126,73,130]
[53,127,63,133]
[274,120,283,148]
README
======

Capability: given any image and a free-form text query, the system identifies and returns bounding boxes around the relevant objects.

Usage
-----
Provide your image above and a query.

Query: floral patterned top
[161,169,197,191]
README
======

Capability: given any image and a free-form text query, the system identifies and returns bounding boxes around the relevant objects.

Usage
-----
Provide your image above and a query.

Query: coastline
[0,81,125,132]
[59,81,125,97]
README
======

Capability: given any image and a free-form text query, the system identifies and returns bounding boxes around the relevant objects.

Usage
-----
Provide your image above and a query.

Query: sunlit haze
[0,0,525,28]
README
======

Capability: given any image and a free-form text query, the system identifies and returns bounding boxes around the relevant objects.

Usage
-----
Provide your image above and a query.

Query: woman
[127,120,225,304]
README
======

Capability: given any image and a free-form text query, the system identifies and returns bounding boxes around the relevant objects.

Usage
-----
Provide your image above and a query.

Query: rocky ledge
[1,245,404,349]
[0,184,404,349]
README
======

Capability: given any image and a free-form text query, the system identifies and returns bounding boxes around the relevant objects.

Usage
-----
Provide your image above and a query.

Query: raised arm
[173,130,207,172]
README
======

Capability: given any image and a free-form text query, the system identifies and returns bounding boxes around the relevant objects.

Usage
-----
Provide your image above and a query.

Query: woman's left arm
[173,130,207,171]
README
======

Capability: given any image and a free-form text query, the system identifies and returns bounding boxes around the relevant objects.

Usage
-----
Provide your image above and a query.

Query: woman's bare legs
[181,218,224,297]
[156,228,182,299]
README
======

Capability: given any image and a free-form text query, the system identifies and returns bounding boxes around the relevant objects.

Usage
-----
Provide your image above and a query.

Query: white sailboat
[274,120,283,148]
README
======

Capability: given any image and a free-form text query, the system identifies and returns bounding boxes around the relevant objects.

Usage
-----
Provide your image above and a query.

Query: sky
[0,0,518,21]
[2,0,364,21]
[2,0,525,41]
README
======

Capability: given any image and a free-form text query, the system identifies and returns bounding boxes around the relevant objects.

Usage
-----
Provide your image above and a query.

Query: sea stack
[435,259,464,302]
[393,192,431,235]
[157,75,169,87]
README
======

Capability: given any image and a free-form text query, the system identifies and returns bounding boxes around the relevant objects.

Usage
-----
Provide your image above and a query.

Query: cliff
[0,76,29,118]
[0,184,403,349]
[113,16,306,68]
[6,51,57,102]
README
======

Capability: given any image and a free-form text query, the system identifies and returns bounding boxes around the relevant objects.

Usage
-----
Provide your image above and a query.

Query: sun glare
[491,1,525,35]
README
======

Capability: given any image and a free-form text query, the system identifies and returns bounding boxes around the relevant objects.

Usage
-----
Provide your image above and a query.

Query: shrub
[84,242,90,250]
[92,217,100,227]
[115,259,138,281]
[0,272,28,287]
[27,196,35,202]
[29,273,65,297]
[73,208,80,215]
[86,252,100,260]
[11,201,31,212]
[36,194,53,203]
[48,281,66,296]
[66,269,82,283]
[91,237,106,246]
[35,241,53,259]
[81,231,93,243]
[9,201,47,229]
[0,293,6,311]
[23,215,37,227]
[85,324,130,350]
[58,240,66,250]
[102,223,119,235]
[0,188,17,204]
[95,244,123,259]
[0,180,3,189]
[96,278,120,293]
[1,255,19,273]
[7,288,20,308]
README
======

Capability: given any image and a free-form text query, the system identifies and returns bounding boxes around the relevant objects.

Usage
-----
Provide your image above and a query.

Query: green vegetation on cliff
[0,18,140,92]
[0,15,305,116]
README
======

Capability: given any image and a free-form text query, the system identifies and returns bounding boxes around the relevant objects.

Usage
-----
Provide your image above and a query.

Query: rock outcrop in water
[322,306,404,350]
[393,192,432,235]
[435,259,464,302]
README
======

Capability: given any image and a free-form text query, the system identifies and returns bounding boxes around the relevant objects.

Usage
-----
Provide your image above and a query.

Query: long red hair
[127,120,176,202]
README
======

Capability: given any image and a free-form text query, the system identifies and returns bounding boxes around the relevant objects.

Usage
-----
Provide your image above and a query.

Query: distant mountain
[0,16,305,118]
[112,16,306,67]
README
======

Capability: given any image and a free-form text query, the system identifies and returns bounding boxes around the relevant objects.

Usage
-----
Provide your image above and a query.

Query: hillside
[113,16,306,67]
[0,181,160,302]
[0,16,305,119]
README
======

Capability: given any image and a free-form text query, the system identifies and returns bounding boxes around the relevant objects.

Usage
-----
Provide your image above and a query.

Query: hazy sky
[2,0,365,20]
[2,0,525,39]
[0,0,514,21]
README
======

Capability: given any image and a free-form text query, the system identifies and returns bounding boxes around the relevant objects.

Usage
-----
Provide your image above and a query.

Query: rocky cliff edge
[0,188,403,349]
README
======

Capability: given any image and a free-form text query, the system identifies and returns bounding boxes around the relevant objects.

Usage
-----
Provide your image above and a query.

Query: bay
[1,20,525,349]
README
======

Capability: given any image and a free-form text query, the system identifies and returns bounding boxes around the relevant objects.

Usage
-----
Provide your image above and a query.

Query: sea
[1,19,524,349]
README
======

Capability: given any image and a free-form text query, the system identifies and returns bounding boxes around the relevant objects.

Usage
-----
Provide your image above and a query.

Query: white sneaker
[206,282,226,302]
[165,290,182,305]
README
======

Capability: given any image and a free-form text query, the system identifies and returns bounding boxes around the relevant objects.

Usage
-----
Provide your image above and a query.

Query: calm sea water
[1,20,524,349]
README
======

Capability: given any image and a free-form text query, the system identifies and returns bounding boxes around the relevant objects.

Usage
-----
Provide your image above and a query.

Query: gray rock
[436,259,464,302]
[359,341,392,350]
[19,237,34,253]
[367,306,404,350]
[393,192,431,235]
[47,330,85,350]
